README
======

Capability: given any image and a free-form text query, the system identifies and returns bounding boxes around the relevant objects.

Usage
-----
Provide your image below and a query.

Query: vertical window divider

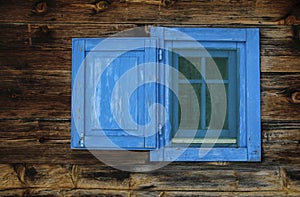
[200,57,206,130]
[173,51,179,139]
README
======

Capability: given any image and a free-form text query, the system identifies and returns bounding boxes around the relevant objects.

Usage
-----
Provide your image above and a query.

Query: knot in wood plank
[94,0,111,13]
[161,0,177,8]
[285,15,298,25]
[32,1,48,15]
[38,137,46,143]
[291,91,300,104]
[277,88,300,104]
[283,1,300,25]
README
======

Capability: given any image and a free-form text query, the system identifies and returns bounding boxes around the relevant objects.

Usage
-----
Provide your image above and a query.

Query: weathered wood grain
[0,50,72,71]
[158,191,298,197]
[155,191,298,197]
[0,118,149,164]
[0,188,129,197]
[0,119,70,140]
[0,164,24,189]
[262,121,300,142]
[0,69,71,119]
[1,50,300,73]
[0,0,298,25]
[130,164,300,192]
[1,24,299,57]
[1,189,298,197]
[0,164,299,193]
[261,73,300,121]
[0,119,145,165]
[262,121,300,165]
[0,23,140,51]
[0,144,149,165]
[284,166,300,192]
[261,56,300,73]
[263,143,300,164]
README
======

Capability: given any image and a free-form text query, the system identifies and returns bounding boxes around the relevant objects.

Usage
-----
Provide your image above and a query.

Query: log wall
[0,0,299,196]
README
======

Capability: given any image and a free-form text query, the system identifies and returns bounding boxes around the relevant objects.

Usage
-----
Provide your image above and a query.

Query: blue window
[71,27,261,161]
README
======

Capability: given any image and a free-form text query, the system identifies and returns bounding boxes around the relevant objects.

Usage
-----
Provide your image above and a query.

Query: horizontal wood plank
[0,24,299,58]
[285,166,300,192]
[260,56,300,73]
[1,51,299,75]
[0,164,298,192]
[0,50,72,71]
[159,191,296,196]
[129,164,299,192]
[0,0,297,25]
[261,74,300,121]
[0,23,140,51]
[0,189,298,197]
[0,69,71,119]
[0,189,129,197]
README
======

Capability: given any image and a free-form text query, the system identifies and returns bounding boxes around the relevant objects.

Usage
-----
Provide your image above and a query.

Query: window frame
[150,27,260,161]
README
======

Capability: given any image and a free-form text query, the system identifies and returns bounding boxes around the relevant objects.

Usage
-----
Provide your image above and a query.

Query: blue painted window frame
[71,27,261,162]
[150,27,261,161]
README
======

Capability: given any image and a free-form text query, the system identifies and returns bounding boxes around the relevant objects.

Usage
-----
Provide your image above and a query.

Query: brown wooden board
[0,24,299,56]
[0,0,297,25]
[0,164,299,193]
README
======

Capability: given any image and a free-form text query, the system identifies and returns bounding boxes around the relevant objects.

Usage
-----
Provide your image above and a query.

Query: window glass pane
[171,50,237,143]
[206,57,228,80]
[206,84,228,130]
[178,83,201,130]
[178,57,201,80]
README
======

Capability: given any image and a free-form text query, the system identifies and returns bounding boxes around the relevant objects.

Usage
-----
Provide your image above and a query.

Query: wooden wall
[0,0,300,196]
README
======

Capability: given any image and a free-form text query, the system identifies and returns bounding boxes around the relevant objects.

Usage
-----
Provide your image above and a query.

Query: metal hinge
[157,123,164,149]
[79,134,84,147]
[158,123,163,136]
[158,48,163,61]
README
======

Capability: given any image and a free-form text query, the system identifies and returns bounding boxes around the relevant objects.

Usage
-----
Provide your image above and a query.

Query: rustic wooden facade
[0,0,300,196]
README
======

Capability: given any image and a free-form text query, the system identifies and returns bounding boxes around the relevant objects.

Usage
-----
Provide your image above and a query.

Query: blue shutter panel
[71,38,158,150]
